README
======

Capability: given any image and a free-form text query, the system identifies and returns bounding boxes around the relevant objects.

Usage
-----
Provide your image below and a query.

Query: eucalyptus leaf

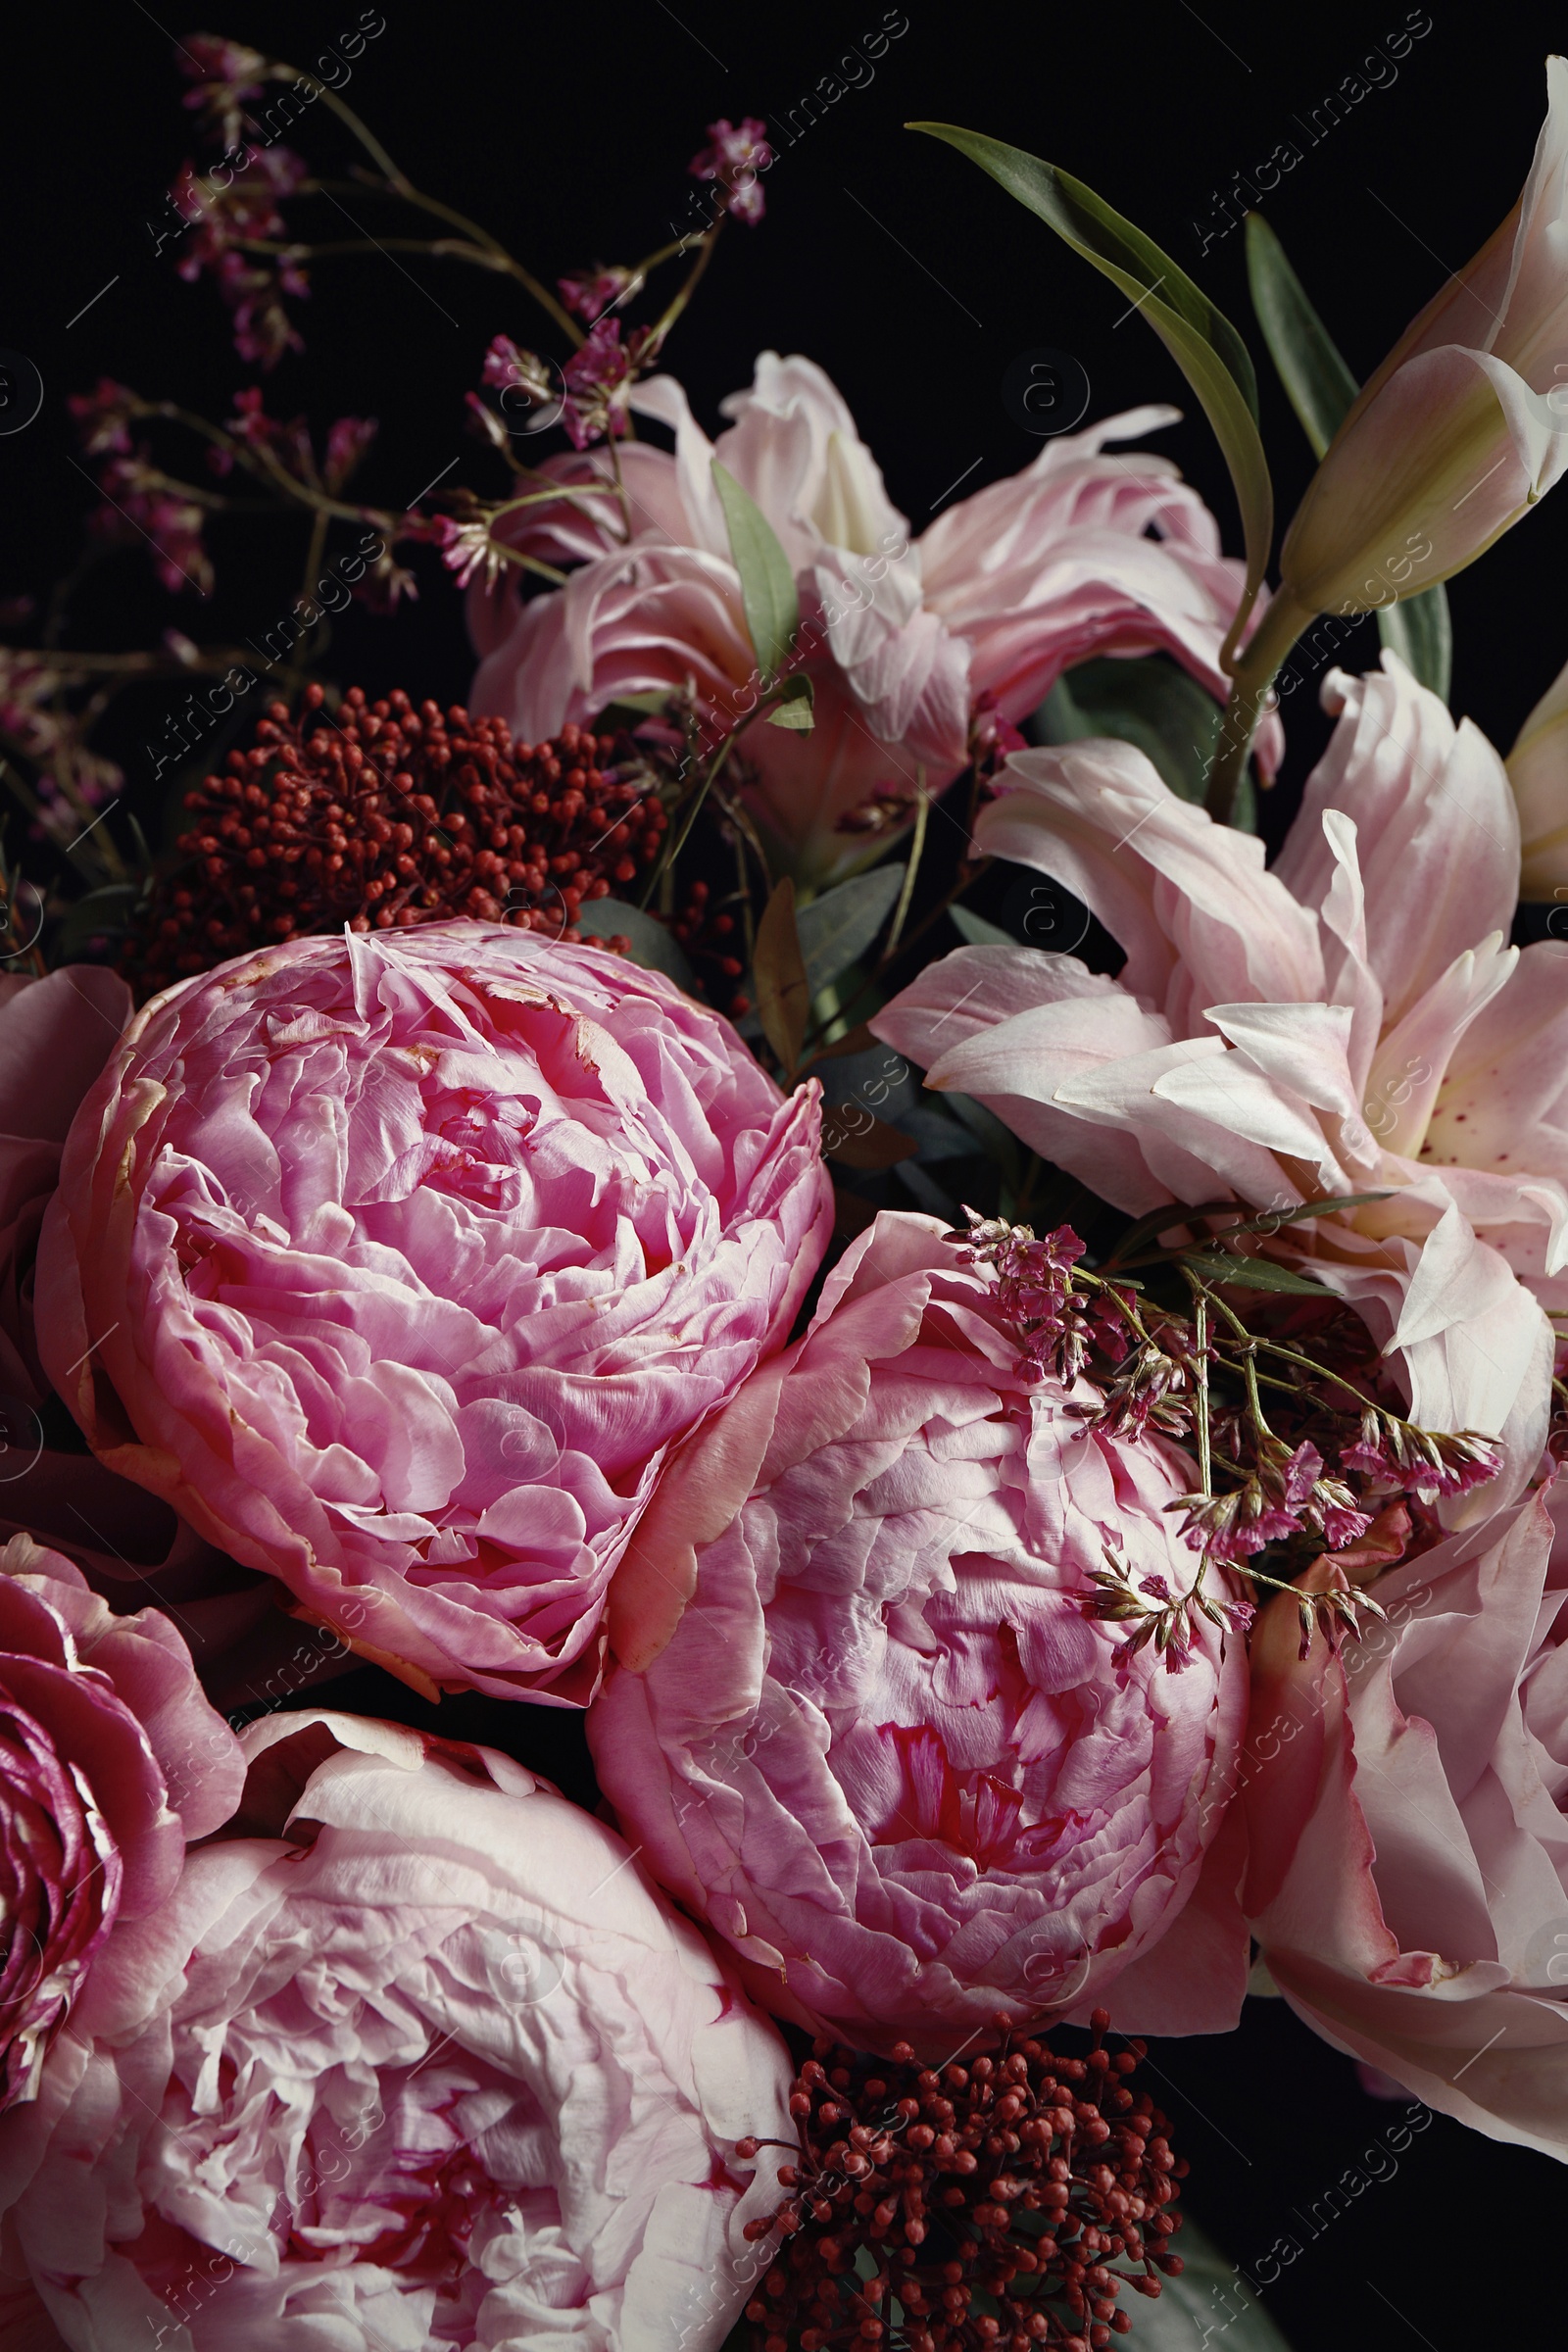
[948,905,1016,950]
[711,459,799,684]
[797,863,906,995]
[1035,656,1255,828]
[1245,210,1451,701]
[914,122,1272,621]
[571,897,695,990]
[1122,2216,1297,2350]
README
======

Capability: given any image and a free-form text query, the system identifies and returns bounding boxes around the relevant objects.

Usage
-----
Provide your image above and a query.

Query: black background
[4,3,1565,2342]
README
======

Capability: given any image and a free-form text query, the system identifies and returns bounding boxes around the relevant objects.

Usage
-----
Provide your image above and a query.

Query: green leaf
[1244,212,1358,461]
[1121,2215,1297,2350]
[1186,1250,1334,1296]
[754,877,811,1078]
[711,459,799,685]
[914,122,1272,628]
[598,688,679,716]
[570,897,695,990]
[765,673,815,731]
[1217,1189,1395,1238]
[1379,587,1452,705]
[1103,1198,1239,1269]
[1034,655,1255,829]
[1245,210,1452,702]
[948,905,1016,950]
[797,863,906,996]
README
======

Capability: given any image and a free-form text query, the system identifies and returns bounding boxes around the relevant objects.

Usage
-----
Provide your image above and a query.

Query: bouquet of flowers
[3,28,1568,2351]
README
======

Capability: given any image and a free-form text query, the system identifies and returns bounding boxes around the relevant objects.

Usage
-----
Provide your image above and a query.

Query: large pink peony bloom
[0,1535,242,2110]
[874,655,1561,1499]
[0,966,129,1413]
[468,356,1282,886]
[1242,1485,1568,2163]
[0,1710,794,2350]
[589,1211,1250,2057]
[36,924,831,1702]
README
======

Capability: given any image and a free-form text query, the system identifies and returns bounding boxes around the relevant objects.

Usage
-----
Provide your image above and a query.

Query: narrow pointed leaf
[711,459,798,684]
[1245,213,1357,460]
[913,122,1272,620]
[1245,211,1452,701]
[1186,1251,1333,1296]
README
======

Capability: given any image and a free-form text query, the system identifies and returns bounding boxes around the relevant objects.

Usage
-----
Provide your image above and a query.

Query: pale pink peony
[1242,1484,1568,2163]
[0,1535,242,2110]
[36,924,831,1703]
[874,654,1562,1500]
[0,1710,794,2349]
[589,1211,1250,2058]
[468,356,1282,885]
[0,966,130,1412]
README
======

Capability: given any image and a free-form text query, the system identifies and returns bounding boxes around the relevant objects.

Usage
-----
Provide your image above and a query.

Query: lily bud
[1507,654,1568,899]
[1277,55,1568,618]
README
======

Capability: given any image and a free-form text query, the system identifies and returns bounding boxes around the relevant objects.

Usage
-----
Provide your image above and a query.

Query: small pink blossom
[690,117,772,224]
[559,263,641,321]
[561,317,651,450]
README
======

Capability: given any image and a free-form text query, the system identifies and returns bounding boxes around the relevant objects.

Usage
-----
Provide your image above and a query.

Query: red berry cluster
[669,877,752,1020]
[737,2011,1185,2352]
[126,683,671,998]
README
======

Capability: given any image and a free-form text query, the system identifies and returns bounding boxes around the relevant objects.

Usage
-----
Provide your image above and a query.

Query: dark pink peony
[0,1711,793,2351]
[589,1212,1250,2056]
[37,924,831,1702]
[0,1536,242,2110]
[0,967,130,1413]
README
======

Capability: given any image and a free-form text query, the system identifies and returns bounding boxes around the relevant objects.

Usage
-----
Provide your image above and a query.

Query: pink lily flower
[874,655,1562,1495]
[1277,56,1568,619]
[468,355,1281,886]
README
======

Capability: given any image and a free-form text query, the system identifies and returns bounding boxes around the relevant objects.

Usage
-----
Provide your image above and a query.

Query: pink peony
[874,654,1562,1499]
[468,357,1283,886]
[36,924,831,1703]
[0,1535,242,2110]
[0,1710,794,2349]
[589,1211,1250,2057]
[1242,1486,1568,2162]
[0,967,130,1413]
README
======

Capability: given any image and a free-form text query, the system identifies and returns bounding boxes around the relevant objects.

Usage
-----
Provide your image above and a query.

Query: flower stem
[1205,590,1311,824]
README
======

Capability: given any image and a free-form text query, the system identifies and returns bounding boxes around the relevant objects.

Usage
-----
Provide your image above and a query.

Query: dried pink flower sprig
[952,1209,1502,1665]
